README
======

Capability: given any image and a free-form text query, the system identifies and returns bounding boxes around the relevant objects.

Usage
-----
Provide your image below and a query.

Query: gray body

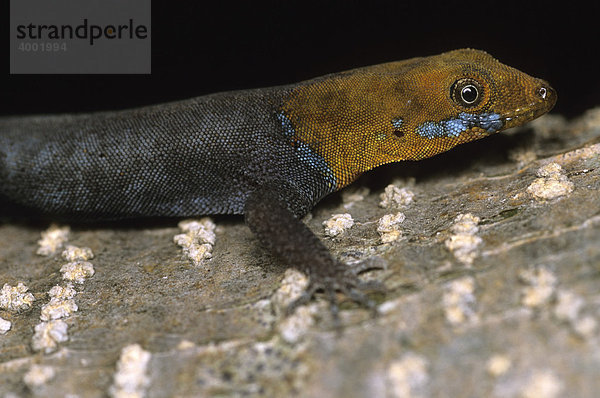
[0,88,332,219]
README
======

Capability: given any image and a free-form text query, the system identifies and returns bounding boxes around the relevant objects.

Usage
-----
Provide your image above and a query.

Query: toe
[347,257,387,275]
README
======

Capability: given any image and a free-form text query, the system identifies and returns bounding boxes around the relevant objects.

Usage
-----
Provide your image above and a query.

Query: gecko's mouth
[501,106,549,129]
[500,82,557,130]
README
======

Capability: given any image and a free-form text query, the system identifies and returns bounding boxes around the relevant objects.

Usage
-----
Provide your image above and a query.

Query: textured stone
[0,110,599,397]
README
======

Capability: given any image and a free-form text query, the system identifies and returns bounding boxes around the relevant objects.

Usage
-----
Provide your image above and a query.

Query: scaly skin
[0,49,556,323]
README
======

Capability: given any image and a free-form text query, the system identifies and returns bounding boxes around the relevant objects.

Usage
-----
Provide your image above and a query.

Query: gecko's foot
[286,260,387,325]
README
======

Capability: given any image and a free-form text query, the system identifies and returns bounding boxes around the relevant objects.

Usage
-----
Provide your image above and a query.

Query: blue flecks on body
[277,112,337,189]
[416,112,503,139]
[277,112,295,138]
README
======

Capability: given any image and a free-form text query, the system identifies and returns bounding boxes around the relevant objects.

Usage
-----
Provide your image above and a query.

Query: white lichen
[174,218,216,266]
[572,316,597,339]
[0,316,12,334]
[521,370,563,398]
[323,213,354,237]
[272,268,310,310]
[443,276,478,325]
[36,224,70,256]
[387,352,429,398]
[486,354,512,377]
[379,184,415,208]
[39,283,79,325]
[23,365,56,388]
[60,261,95,284]
[31,320,69,353]
[61,245,94,261]
[0,282,35,312]
[444,213,482,266]
[40,298,78,321]
[109,344,152,398]
[377,212,406,243]
[178,218,216,245]
[271,269,316,342]
[527,162,574,200]
[553,289,597,338]
[449,213,480,234]
[278,305,317,344]
[48,284,77,301]
[553,289,584,322]
[177,340,196,350]
[519,266,557,308]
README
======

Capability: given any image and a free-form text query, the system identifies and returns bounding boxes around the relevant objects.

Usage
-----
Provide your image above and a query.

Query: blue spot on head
[417,122,446,139]
[443,118,469,137]
[416,112,503,139]
[475,113,503,132]
[391,118,404,129]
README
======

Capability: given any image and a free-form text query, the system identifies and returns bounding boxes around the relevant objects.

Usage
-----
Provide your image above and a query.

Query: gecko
[0,49,556,318]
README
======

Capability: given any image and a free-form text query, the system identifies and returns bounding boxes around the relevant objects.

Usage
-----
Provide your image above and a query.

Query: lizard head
[381,48,556,161]
[281,48,556,188]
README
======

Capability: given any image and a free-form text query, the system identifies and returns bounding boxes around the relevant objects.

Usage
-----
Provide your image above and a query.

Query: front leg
[244,187,384,321]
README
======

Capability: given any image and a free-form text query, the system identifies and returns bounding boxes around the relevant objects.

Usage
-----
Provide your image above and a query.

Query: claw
[285,282,318,316]
[355,279,387,293]
[326,286,340,322]
[345,287,376,311]
[347,257,387,275]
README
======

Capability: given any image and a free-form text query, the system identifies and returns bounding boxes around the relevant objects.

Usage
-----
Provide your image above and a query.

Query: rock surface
[1,109,599,397]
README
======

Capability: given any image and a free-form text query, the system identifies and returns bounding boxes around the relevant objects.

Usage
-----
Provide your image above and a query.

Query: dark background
[2,1,599,119]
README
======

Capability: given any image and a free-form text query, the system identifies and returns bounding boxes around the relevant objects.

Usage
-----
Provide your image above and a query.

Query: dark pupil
[461,85,478,103]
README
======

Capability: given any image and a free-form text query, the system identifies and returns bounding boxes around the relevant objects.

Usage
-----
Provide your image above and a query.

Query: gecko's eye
[451,78,484,108]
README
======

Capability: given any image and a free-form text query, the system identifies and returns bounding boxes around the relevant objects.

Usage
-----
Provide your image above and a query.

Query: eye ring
[451,78,484,108]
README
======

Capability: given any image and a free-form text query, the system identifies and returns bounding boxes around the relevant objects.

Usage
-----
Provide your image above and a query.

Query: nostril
[534,82,557,110]
[536,83,555,102]
[538,86,548,99]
